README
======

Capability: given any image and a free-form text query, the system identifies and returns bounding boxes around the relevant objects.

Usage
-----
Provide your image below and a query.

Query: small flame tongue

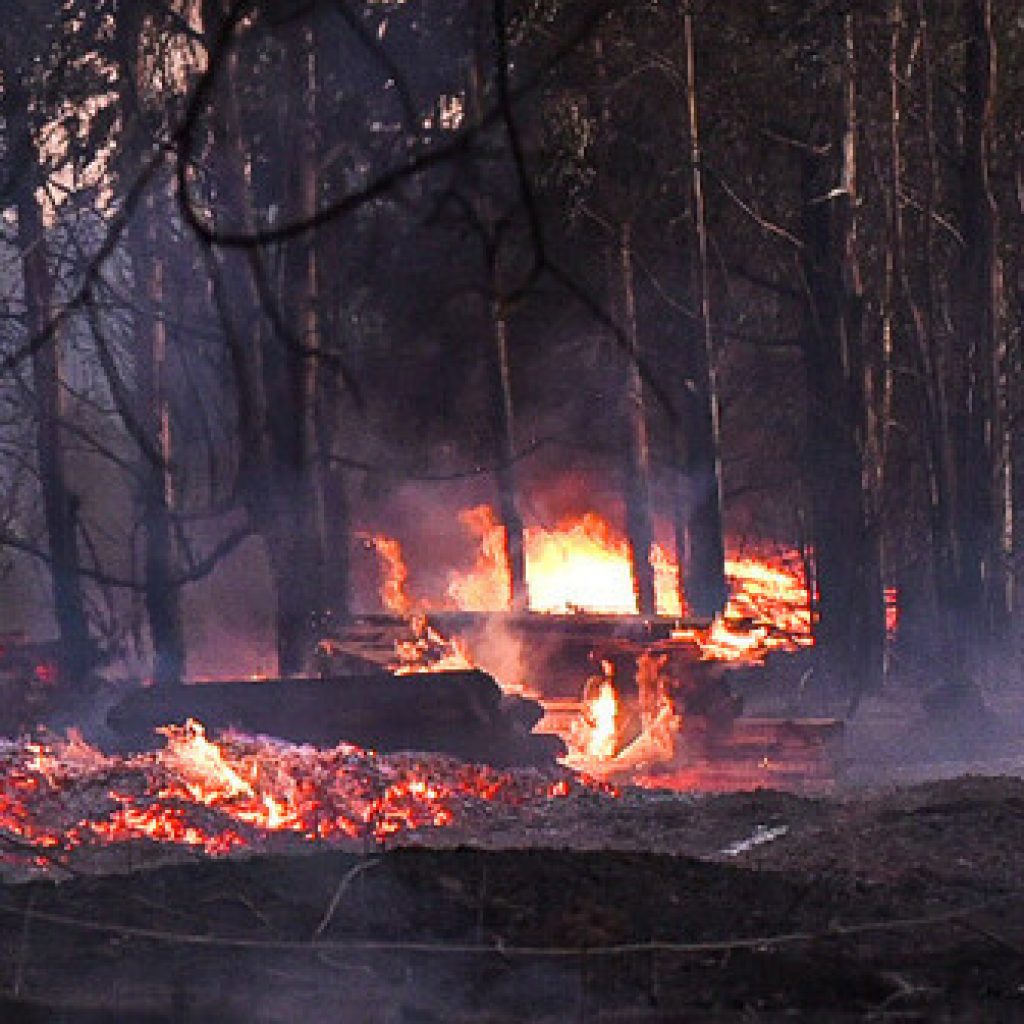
[581,680,619,759]
[158,719,256,801]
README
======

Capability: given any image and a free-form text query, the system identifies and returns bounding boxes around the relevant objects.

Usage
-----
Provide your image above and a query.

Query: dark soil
[3,775,1024,1021]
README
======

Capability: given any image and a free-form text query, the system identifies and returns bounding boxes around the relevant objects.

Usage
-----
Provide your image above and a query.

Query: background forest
[0,0,1021,711]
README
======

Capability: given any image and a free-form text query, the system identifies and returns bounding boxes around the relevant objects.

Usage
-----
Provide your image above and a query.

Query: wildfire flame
[574,677,619,760]
[371,506,819,664]
[448,506,682,615]
[393,617,475,674]
[363,533,413,615]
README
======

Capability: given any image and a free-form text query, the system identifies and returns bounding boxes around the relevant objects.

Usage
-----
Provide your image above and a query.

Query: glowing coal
[0,722,604,876]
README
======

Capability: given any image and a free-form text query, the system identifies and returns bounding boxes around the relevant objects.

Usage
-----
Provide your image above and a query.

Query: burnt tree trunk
[202,1,328,674]
[798,16,884,707]
[265,16,326,674]
[467,37,528,612]
[901,0,960,663]
[5,50,92,682]
[204,0,266,495]
[945,0,1006,657]
[590,32,655,617]
[130,194,185,685]
[489,297,529,611]
[677,10,727,620]
[112,6,186,685]
[314,232,353,624]
[619,221,656,616]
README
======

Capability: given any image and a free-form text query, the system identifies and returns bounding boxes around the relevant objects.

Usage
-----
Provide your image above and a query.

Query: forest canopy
[0,0,1021,705]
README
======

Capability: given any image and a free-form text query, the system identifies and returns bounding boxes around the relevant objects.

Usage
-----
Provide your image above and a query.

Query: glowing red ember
[0,722,599,875]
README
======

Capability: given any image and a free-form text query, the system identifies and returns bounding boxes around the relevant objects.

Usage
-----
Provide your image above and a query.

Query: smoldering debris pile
[0,722,604,880]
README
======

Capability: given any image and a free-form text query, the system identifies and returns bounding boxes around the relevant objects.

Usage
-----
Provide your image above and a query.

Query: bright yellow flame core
[371,505,816,663]
[584,680,619,759]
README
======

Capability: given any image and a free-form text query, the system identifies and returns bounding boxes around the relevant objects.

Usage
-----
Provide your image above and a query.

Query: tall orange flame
[447,505,683,615]
[364,534,412,615]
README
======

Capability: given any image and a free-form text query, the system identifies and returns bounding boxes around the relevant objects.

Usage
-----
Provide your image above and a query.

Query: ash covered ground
[3,689,1024,1021]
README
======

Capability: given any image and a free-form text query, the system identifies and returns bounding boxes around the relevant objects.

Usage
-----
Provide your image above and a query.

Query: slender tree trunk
[267,16,325,674]
[4,45,92,682]
[903,0,959,657]
[490,296,529,611]
[203,0,328,674]
[799,15,884,708]
[950,0,1005,652]
[205,0,265,489]
[315,243,353,625]
[677,10,727,620]
[467,38,528,612]
[620,221,656,616]
[133,194,185,685]
[590,31,655,616]
[18,191,93,681]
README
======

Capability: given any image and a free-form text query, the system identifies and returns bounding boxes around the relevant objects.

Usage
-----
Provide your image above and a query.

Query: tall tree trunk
[205,0,265,492]
[799,15,884,708]
[4,46,92,682]
[489,295,529,611]
[266,15,325,674]
[202,0,328,674]
[467,37,528,612]
[314,233,353,624]
[948,0,1005,656]
[590,32,655,616]
[677,10,727,620]
[133,193,185,685]
[620,221,656,616]
[902,0,959,658]
[18,191,93,681]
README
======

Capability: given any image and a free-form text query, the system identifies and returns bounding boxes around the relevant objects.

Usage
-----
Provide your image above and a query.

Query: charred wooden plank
[105,671,563,768]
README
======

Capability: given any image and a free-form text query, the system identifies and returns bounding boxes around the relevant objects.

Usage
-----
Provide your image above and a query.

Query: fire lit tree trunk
[4,49,93,683]
[467,34,528,613]
[799,15,884,707]
[619,221,656,617]
[489,295,529,611]
[131,194,186,685]
[590,30,655,617]
[676,10,727,621]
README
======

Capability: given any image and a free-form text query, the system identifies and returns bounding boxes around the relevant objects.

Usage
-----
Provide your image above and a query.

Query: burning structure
[330,506,839,791]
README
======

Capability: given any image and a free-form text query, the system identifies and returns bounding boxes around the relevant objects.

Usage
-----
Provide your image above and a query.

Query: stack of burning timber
[30,512,843,796]
[316,610,843,793]
[107,515,843,791]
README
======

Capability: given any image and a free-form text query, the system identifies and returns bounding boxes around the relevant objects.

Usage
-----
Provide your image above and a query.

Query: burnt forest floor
[5,678,1024,1021]
[4,772,1024,1022]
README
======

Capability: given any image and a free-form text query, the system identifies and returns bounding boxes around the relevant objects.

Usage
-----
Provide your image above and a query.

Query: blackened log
[105,671,563,768]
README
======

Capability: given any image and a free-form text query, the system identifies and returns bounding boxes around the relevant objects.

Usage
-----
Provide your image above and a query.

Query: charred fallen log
[105,671,563,768]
